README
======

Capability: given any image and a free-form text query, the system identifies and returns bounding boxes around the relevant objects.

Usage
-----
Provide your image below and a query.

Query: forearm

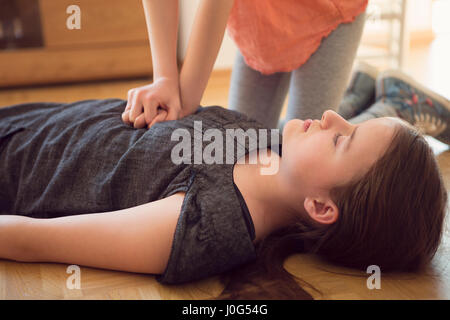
[0,215,33,262]
[142,0,179,80]
[0,193,184,275]
[0,214,105,264]
[179,0,234,114]
[6,211,151,273]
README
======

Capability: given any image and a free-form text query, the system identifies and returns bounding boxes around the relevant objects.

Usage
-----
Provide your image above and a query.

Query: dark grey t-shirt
[0,98,282,284]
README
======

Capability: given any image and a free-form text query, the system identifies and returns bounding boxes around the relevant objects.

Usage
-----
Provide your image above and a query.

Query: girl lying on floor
[0,68,448,299]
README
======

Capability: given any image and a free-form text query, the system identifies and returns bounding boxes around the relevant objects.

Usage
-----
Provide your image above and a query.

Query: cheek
[285,140,326,183]
[284,133,338,188]
[295,154,324,180]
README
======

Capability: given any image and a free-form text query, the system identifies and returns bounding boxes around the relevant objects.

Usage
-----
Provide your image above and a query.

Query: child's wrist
[180,103,199,117]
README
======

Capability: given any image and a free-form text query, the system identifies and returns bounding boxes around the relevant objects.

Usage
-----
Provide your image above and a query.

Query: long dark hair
[214,120,448,299]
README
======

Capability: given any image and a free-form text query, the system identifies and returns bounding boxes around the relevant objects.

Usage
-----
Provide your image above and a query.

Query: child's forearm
[0,193,184,274]
[179,0,235,115]
[0,215,34,262]
[142,0,179,80]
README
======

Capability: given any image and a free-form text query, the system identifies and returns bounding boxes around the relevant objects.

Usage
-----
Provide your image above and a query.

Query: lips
[303,119,313,132]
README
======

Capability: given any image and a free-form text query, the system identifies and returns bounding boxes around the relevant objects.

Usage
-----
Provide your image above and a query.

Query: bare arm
[125,0,234,126]
[124,0,182,128]
[142,0,179,80]
[179,0,235,115]
[0,192,185,275]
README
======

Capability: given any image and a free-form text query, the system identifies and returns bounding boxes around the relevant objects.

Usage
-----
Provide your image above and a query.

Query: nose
[320,109,349,130]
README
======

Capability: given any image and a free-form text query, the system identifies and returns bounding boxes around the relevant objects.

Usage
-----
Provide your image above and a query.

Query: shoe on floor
[376,69,450,145]
[338,60,379,120]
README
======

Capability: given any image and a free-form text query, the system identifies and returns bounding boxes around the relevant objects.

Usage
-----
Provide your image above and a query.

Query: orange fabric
[226,0,368,74]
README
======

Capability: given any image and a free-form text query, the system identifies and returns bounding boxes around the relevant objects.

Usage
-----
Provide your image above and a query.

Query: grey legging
[228,11,367,130]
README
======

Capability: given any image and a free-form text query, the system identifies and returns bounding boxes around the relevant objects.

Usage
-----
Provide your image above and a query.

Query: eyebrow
[344,125,359,152]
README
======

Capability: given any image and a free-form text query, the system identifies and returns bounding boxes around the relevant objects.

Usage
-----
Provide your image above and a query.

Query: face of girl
[281,110,400,196]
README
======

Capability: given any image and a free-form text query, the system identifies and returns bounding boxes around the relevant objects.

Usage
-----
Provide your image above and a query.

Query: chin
[283,119,304,139]
[282,119,304,136]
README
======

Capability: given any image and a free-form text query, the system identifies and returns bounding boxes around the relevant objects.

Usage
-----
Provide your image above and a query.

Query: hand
[122,77,182,129]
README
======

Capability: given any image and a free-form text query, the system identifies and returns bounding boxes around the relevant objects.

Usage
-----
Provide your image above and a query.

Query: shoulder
[157,167,257,284]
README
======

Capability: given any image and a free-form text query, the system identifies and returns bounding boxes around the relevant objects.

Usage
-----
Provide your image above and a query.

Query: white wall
[407,0,433,32]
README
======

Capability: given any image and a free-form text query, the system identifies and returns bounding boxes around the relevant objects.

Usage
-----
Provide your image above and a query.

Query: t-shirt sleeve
[155,167,257,285]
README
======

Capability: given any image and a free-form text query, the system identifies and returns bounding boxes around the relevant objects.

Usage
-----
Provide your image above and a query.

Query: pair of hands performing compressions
[122,0,235,129]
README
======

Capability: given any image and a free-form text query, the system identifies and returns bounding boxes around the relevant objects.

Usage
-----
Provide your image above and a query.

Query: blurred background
[0,0,448,98]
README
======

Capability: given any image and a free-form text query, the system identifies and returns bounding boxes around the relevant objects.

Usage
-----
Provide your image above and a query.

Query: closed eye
[334,133,342,146]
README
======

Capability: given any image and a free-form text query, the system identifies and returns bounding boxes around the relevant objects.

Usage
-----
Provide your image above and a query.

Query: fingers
[143,97,158,125]
[122,110,144,128]
[122,110,130,123]
[123,83,180,129]
[166,103,180,121]
[124,106,167,129]
[129,90,143,124]
[122,89,134,124]
[133,114,147,129]
[148,108,168,129]
[122,110,153,129]
[125,88,163,127]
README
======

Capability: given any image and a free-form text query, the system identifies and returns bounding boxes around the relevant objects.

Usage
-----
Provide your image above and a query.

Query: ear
[303,196,339,225]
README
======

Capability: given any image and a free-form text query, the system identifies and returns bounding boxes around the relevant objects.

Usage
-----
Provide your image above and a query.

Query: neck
[233,148,305,243]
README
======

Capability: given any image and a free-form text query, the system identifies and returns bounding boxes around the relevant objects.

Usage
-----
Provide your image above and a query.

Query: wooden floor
[0,37,449,299]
